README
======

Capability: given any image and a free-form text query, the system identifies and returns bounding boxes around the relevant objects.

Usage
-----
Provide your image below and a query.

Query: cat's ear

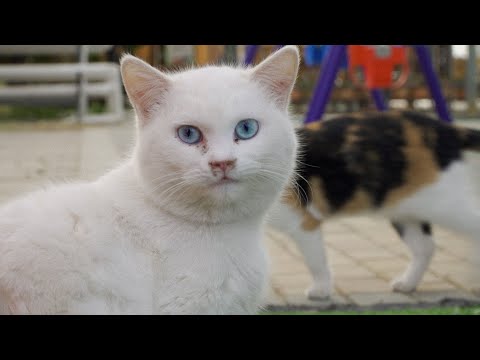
[120,54,171,126]
[250,45,300,111]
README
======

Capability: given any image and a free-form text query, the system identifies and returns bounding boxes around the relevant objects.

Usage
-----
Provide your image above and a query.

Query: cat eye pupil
[235,119,259,141]
[177,126,202,145]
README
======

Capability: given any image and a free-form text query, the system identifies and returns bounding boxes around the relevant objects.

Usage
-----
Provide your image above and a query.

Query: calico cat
[0,46,300,314]
[269,110,480,300]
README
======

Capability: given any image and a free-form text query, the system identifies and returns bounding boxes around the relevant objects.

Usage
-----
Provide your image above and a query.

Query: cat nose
[209,159,237,173]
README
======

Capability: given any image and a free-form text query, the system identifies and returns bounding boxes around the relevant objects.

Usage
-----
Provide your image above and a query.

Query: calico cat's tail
[458,127,480,152]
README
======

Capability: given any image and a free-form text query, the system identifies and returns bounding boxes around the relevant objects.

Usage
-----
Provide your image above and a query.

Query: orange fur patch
[339,189,372,213]
[305,121,322,131]
[281,185,323,231]
[383,120,439,206]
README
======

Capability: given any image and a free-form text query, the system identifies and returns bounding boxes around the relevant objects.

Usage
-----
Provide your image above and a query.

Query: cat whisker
[148,170,205,195]
[256,169,309,204]
[260,163,313,201]
[156,180,195,205]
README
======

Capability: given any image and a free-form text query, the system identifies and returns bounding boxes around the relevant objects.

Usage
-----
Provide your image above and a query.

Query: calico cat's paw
[391,277,417,293]
[306,283,333,300]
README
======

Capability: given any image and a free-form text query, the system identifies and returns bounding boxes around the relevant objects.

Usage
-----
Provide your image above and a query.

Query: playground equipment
[347,45,410,90]
[0,45,124,124]
[304,45,348,69]
[244,45,453,123]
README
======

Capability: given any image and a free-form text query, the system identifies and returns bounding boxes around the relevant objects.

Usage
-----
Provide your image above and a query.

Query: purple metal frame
[244,45,259,66]
[370,89,388,111]
[245,45,452,123]
[304,45,452,123]
[244,45,284,65]
[413,45,452,122]
[305,45,347,122]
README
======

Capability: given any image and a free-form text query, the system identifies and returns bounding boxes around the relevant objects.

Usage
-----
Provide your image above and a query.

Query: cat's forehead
[164,65,267,114]
[157,65,277,120]
[172,66,251,90]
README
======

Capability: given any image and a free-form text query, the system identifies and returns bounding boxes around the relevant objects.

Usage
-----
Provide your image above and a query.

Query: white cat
[0,46,300,315]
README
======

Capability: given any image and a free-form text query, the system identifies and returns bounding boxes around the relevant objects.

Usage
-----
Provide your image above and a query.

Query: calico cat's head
[121,46,300,223]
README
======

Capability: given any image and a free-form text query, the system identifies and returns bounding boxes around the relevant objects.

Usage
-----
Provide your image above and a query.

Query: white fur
[386,160,480,230]
[270,159,480,299]
[0,46,300,314]
[268,199,332,299]
[390,222,435,293]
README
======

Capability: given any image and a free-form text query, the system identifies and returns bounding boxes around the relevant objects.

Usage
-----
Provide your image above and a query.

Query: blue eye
[235,119,259,140]
[177,126,202,144]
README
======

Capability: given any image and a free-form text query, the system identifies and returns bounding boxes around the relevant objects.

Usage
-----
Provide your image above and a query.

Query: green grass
[0,102,108,122]
[263,306,480,315]
[0,105,72,122]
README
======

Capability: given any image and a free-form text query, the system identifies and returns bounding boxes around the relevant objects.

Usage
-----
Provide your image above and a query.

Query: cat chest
[149,243,268,314]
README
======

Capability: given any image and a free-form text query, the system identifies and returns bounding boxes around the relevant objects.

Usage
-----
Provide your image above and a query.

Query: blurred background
[120,45,480,117]
[1,45,480,313]
[1,45,480,123]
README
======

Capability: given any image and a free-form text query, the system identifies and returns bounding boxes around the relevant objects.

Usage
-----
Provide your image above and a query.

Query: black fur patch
[421,222,432,236]
[296,117,360,210]
[295,111,469,213]
[459,127,480,151]
[296,114,406,210]
[391,221,405,237]
[391,221,432,238]
[401,111,463,169]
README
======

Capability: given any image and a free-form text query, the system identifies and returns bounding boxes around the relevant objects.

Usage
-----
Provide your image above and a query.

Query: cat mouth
[210,177,239,187]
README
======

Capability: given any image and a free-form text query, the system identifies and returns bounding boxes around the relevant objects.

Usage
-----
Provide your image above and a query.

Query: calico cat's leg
[293,225,333,300]
[389,161,480,291]
[268,202,333,300]
[390,221,435,293]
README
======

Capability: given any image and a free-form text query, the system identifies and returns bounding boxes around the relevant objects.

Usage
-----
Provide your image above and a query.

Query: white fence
[0,45,125,123]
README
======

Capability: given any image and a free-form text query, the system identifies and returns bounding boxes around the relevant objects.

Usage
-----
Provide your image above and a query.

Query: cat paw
[306,283,332,301]
[391,277,417,293]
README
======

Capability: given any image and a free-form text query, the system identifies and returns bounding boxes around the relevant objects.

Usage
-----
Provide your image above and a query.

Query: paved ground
[2,115,480,311]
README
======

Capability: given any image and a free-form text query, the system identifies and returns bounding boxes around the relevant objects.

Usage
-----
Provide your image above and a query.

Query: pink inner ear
[131,79,167,122]
[122,59,170,125]
[136,89,148,104]
[274,80,290,93]
[258,76,292,104]
[251,47,299,108]
[136,87,154,107]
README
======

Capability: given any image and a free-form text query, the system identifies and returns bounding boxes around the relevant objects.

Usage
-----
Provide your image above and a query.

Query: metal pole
[466,45,477,115]
[77,45,89,123]
[413,45,453,123]
[370,89,388,111]
[244,45,259,65]
[305,45,346,123]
